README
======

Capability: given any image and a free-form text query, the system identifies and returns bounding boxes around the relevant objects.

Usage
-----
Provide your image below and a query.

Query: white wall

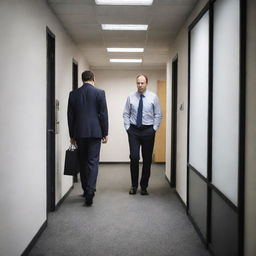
[165,0,208,203]
[0,1,88,255]
[92,69,166,162]
[244,0,256,255]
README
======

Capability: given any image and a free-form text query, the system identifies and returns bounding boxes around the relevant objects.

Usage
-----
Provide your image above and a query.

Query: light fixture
[95,0,153,6]
[110,59,142,63]
[102,24,148,31]
[107,48,144,52]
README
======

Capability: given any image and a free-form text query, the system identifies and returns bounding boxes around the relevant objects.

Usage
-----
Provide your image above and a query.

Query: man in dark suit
[68,70,108,206]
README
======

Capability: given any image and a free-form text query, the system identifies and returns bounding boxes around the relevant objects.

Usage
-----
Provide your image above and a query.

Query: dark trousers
[76,138,101,196]
[127,125,155,190]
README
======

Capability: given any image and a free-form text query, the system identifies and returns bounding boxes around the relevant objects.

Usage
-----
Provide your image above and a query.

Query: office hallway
[29,164,210,256]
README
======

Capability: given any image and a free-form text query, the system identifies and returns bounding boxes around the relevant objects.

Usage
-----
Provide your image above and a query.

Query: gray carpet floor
[29,164,210,256]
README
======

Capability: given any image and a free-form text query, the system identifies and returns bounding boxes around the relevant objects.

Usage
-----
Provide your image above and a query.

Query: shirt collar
[136,90,147,97]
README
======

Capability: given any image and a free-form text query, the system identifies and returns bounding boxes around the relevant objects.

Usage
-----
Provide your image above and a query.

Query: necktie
[136,94,143,127]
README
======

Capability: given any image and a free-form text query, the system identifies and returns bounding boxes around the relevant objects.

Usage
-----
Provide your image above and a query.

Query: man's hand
[70,138,76,145]
[102,136,108,144]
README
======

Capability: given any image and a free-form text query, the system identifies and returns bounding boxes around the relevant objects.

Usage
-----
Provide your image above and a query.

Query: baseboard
[100,162,164,164]
[187,212,208,248]
[55,185,74,210]
[21,220,47,256]
[208,244,214,256]
[100,162,130,164]
[174,190,187,210]
[165,174,187,210]
[21,185,74,255]
[165,175,171,186]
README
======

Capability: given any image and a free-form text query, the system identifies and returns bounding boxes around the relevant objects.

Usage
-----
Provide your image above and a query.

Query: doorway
[171,56,178,188]
[72,59,78,90]
[46,28,56,212]
[72,59,78,183]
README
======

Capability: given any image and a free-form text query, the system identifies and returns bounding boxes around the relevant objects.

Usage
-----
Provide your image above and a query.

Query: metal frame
[170,55,178,188]
[186,0,246,255]
[46,27,56,213]
[72,59,79,183]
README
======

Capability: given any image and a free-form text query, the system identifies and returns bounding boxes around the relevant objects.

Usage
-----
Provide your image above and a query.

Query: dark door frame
[72,58,78,91]
[170,55,178,188]
[72,59,78,183]
[46,27,56,212]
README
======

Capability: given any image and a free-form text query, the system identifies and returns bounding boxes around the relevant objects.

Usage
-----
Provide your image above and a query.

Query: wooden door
[153,80,166,162]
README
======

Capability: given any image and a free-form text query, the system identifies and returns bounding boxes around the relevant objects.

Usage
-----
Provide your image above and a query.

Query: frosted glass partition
[189,11,209,178]
[212,0,240,205]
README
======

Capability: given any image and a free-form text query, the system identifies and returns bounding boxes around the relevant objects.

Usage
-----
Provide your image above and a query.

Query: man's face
[136,76,147,93]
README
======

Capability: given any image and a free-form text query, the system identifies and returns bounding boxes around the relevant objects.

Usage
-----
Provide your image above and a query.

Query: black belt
[130,124,153,130]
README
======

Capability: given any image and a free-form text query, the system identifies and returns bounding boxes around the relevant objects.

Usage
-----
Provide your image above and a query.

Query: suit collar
[82,82,93,87]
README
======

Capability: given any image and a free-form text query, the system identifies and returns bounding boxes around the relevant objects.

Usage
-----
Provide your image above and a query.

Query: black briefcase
[64,145,79,176]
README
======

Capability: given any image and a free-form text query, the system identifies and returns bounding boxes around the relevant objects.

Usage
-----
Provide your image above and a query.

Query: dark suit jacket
[68,83,108,139]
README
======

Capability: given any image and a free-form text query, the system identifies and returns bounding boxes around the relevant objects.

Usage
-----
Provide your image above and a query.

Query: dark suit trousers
[127,125,155,190]
[76,138,101,195]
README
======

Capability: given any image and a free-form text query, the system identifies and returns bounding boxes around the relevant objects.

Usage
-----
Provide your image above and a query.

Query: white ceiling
[47,0,198,70]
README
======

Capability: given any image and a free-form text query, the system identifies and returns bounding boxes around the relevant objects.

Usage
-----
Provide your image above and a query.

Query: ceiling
[47,0,198,70]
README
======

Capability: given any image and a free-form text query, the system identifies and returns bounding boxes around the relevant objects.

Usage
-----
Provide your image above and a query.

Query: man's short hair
[82,70,94,82]
[136,74,148,83]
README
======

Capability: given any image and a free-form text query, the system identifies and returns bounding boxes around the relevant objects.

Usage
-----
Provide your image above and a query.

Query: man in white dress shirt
[123,74,162,195]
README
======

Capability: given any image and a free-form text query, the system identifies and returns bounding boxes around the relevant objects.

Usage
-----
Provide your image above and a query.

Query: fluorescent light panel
[107,48,144,52]
[110,59,142,63]
[102,24,148,31]
[96,0,153,5]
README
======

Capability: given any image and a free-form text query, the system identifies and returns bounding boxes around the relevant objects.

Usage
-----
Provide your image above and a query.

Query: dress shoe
[85,193,94,206]
[140,189,149,196]
[129,188,137,195]
[85,198,93,206]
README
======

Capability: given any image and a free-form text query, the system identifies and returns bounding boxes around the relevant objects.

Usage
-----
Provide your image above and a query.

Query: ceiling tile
[154,0,198,6]
[50,3,95,14]
[48,0,92,3]
[47,0,198,69]
[58,14,98,24]
[95,5,152,24]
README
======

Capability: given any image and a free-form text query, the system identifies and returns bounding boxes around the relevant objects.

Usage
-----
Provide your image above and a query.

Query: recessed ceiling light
[95,0,153,5]
[107,48,144,52]
[102,24,148,31]
[110,59,142,63]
